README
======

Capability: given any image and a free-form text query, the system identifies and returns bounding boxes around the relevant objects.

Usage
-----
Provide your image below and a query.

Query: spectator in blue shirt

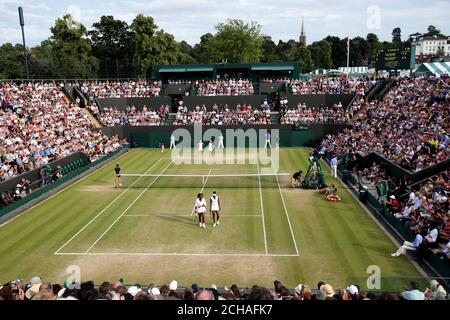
[330,156,338,178]
[391,229,426,257]
[401,281,425,300]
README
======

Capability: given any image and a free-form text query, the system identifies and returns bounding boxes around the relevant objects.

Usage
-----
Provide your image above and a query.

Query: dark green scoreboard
[375,47,415,71]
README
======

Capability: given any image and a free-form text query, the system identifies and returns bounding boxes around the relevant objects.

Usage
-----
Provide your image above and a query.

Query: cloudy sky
[0,0,449,47]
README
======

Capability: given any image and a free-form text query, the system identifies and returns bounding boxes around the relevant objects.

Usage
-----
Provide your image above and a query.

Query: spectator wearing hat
[386,195,400,213]
[317,284,335,300]
[346,284,360,300]
[127,285,142,298]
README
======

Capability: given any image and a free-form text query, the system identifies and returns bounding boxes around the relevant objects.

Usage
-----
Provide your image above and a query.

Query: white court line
[54,252,299,257]
[120,173,290,177]
[0,150,131,229]
[257,159,269,256]
[54,156,165,254]
[190,168,212,216]
[271,161,299,256]
[165,168,258,171]
[123,214,262,217]
[84,160,173,253]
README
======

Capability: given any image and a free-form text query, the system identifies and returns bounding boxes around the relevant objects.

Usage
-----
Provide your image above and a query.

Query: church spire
[301,17,305,35]
[299,17,307,46]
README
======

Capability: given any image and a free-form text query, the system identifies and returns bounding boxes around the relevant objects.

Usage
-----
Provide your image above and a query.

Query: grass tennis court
[0,148,423,290]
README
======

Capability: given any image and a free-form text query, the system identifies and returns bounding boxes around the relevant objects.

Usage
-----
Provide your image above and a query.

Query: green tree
[131,14,158,77]
[178,41,197,63]
[308,40,332,69]
[153,29,184,66]
[47,15,99,78]
[349,36,369,66]
[276,39,298,61]
[0,43,25,79]
[203,19,263,63]
[392,27,402,47]
[436,48,446,58]
[261,36,279,62]
[89,15,133,60]
[290,44,312,73]
[29,40,55,78]
[426,25,443,37]
[366,33,380,67]
[178,52,197,64]
[323,36,346,68]
[192,33,216,63]
[179,41,193,56]
[131,14,185,77]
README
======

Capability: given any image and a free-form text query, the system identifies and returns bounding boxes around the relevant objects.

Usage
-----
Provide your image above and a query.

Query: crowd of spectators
[280,102,349,124]
[290,76,378,95]
[1,277,447,300]
[260,78,291,84]
[349,163,449,257]
[78,80,162,99]
[0,82,124,184]
[194,79,254,96]
[89,104,169,127]
[174,102,271,125]
[320,76,449,172]
[388,170,450,254]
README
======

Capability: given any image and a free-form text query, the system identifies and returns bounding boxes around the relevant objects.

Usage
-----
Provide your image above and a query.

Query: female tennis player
[210,191,221,227]
[195,193,207,228]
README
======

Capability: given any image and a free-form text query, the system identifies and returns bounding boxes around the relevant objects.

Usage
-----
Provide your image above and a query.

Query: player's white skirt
[211,204,219,211]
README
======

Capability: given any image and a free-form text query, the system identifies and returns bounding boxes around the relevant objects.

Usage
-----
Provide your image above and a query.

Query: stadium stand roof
[158,67,187,73]
[251,64,295,71]
[416,62,450,76]
[156,63,300,82]
[185,66,214,72]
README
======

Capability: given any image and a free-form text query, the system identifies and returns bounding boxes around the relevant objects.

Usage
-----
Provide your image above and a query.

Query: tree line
[0,14,445,79]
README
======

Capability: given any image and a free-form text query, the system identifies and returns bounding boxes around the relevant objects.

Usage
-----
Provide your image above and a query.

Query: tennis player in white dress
[195,193,207,228]
[210,191,221,227]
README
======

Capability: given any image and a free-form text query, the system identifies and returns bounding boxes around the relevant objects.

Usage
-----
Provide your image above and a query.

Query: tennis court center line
[84,160,174,254]
[190,168,212,216]
[271,161,300,256]
[54,252,299,257]
[257,159,269,256]
[54,156,165,255]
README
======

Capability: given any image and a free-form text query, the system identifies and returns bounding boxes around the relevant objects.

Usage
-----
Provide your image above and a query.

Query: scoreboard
[375,47,415,71]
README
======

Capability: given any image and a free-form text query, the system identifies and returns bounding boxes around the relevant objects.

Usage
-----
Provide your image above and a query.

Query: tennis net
[119,172,292,189]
